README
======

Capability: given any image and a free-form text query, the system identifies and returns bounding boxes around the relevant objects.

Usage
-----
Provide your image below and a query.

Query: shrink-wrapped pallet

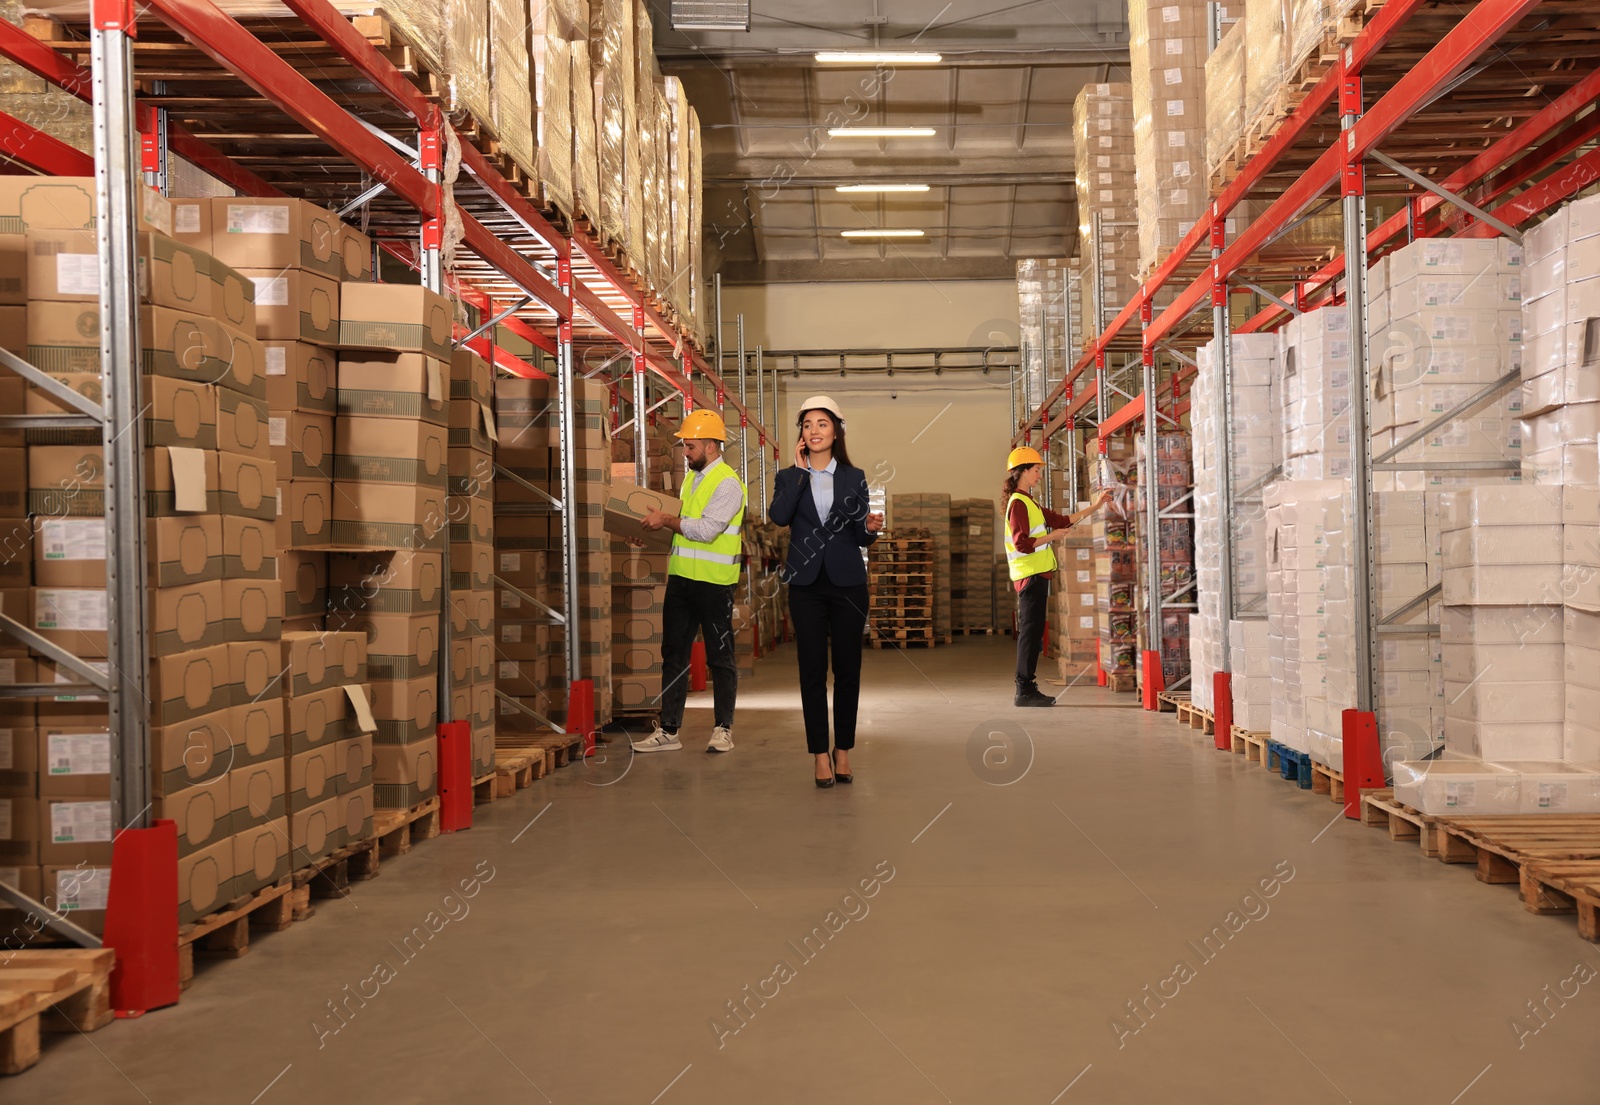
[1244,0,1287,130]
[490,0,536,184]
[590,0,636,250]
[665,78,693,321]
[1205,16,1245,182]
[654,88,674,296]
[571,4,601,222]
[687,109,704,343]
[531,0,578,216]
[637,81,661,291]
[1129,0,1209,278]
[628,0,653,270]
[1072,83,1138,332]
[1288,0,1360,79]
[445,0,491,128]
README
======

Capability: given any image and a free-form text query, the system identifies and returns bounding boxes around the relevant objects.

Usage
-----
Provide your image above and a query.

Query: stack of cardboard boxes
[494,375,613,730]
[1054,532,1098,680]
[1137,433,1195,689]
[950,498,995,633]
[280,630,374,867]
[1073,84,1138,331]
[889,493,952,643]
[1091,445,1139,682]
[1128,0,1209,283]
[447,349,497,778]
[608,421,676,717]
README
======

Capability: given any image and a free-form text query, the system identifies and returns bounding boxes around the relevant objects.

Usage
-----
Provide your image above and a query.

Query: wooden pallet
[1156,690,1190,714]
[473,771,497,806]
[870,638,939,649]
[1519,861,1600,939]
[1432,815,1600,884]
[1360,788,1442,857]
[178,878,295,989]
[1180,704,1215,735]
[291,836,382,922]
[1107,673,1136,693]
[1230,725,1270,765]
[1311,760,1345,803]
[496,733,584,774]
[493,749,541,795]
[374,796,442,858]
[0,948,115,1075]
[952,626,995,636]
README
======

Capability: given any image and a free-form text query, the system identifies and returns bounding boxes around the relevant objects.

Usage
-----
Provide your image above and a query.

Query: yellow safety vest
[670,462,746,585]
[1006,492,1059,581]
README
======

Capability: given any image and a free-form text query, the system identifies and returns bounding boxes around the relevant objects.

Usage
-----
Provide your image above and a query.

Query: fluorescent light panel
[841,229,925,238]
[827,126,936,138]
[815,51,942,64]
[835,183,930,193]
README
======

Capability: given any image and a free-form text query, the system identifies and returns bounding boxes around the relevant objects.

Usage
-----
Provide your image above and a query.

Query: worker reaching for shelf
[1003,447,1112,707]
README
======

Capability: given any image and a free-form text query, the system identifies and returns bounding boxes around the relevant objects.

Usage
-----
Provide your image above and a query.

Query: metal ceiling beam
[705,170,1075,186]
[658,47,1131,69]
[718,256,1020,283]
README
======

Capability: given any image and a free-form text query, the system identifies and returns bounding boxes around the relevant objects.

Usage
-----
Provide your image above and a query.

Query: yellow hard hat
[1007,446,1044,470]
[675,409,728,441]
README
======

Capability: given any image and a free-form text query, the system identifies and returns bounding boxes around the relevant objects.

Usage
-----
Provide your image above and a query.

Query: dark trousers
[789,573,869,755]
[659,576,738,733]
[1015,573,1050,688]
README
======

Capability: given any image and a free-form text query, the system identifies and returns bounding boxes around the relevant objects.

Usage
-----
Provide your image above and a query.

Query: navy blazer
[769,462,879,587]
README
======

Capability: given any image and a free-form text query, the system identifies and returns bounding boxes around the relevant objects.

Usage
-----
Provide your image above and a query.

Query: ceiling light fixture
[815,51,942,64]
[835,184,931,193]
[841,229,925,238]
[827,126,936,139]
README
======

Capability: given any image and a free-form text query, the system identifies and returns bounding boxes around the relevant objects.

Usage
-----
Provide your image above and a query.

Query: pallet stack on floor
[1073,83,1138,329]
[1091,444,1139,689]
[889,493,953,644]
[1128,0,1209,284]
[445,349,498,784]
[1052,531,1098,682]
[867,532,935,648]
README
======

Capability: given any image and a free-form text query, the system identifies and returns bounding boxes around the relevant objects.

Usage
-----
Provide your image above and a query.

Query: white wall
[722,281,1021,540]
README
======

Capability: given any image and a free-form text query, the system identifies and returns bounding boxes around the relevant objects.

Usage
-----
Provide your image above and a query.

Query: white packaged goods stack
[1190,334,1279,718]
[1439,487,1565,761]
[1229,620,1271,731]
[1016,260,1073,410]
[1205,16,1245,183]
[1372,238,1523,489]
[1280,305,1351,480]
[1264,480,1344,754]
[1568,490,1600,762]
[1522,195,1600,485]
[1128,0,1210,284]
[1073,84,1138,330]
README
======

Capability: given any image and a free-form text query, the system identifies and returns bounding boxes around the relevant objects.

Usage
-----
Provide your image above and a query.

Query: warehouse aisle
[24,638,1600,1104]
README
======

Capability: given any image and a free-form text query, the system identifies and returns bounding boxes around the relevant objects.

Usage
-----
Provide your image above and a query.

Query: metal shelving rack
[0,0,773,967]
[1011,0,1600,733]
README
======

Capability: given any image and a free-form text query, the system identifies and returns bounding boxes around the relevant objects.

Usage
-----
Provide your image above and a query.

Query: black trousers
[1015,573,1050,687]
[788,573,869,755]
[659,576,738,733]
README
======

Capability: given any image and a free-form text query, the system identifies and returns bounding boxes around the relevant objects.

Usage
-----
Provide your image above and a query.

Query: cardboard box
[452,588,496,639]
[348,613,439,681]
[149,708,231,797]
[336,734,373,794]
[342,784,374,843]
[280,479,333,547]
[209,197,342,276]
[224,515,276,582]
[288,745,342,810]
[42,863,112,934]
[330,482,447,548]
[447,495,493,546]
[451,540,493,591]
[222,578,282,642]
[26,230,215,315]
[39,796,113,866]
[0,796,39,864]
[334,417,447,486]
[604,482,679,550]
[240,267,339,345]
[270,411,334,480]
[229,639,281,706]
[284,631,367,696]
[449,395,496,452]
[286,684,372,754]
[0,177,168,235]
[0,726,39,797]
[26,305,234,414]
[264,341,336,413]
[153,777,232,856]
[31,587,109,659]
[449,445,495,500]
[336,352,448,424]
[149,643,232,727]
[37,726,109,797]
[338,283,452,360]
[218,451,276,522]
[216,388,272,460]
[290,793,343,862]
[177,837,234,924]
[373,737,437,808]
[231,698,286,767]
[233,816,290,894]
[231,758,285,831]
[282,550,328,619]
[327,549,443,616]
[338,224,372,281]
[370,676,437,746]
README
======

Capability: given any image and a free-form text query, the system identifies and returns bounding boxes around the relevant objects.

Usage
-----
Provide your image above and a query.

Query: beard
[688,456,708,472]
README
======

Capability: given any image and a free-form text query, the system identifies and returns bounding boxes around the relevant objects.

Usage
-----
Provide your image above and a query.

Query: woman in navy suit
[769,396,884,788]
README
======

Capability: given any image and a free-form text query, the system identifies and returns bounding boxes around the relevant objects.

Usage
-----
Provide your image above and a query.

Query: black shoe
[1014,685,1056,707]
[831,751,853,784]
[815,755,835,788]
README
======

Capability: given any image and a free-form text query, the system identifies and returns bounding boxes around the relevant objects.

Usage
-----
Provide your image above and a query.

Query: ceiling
[652,0,1130,283]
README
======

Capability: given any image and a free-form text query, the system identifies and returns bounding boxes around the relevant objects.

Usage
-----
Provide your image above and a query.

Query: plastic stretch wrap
[1128,0,1209,277]
[589,0,635,249]
[531,0,576,216]
[1073,83,1138,333]
[571,13,601,221]
[628,0,653,268]
[1017,260,1044,423]
[491,0,537,184]
[654,88,673,296]
[665,77,693,321]
[1244,0,1287,129]
[1206,17,1245,179]
[636,81,661,291]
[444,0,491,126]
[688,109,704,343]
[1288,0,1360,77]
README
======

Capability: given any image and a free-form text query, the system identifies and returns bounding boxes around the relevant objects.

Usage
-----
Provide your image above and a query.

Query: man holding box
[631,410,746,754]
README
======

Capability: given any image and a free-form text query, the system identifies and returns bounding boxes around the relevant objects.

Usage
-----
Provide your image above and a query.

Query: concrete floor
[24,638,1600,1104]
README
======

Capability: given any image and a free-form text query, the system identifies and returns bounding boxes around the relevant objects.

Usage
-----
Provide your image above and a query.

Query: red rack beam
[0,111,95,175]
[1460,144,1600,237]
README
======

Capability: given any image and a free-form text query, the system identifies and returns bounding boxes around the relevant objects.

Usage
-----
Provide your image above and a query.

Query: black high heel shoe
[831,751,853,785]
[815,754,835,788]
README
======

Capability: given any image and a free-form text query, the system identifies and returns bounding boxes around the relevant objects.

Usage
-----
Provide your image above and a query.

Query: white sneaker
[706,726,735,753]
[631,728,682,753]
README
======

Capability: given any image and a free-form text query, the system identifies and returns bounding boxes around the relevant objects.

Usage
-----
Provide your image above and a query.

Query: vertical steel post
[94,7,149,831]
[1009,355,1018,433]
[1339,59,1385,811]
[140,105,168,195]
[1210,210,1237,746]
[756,345,768,520]
[1042,299,1053,506]
[1141,341,1163,710]
[736,315,748,492]
[557,265,583,685]
[1093,211,1108,330]
[421,130,452,730]
[632,305,647,487]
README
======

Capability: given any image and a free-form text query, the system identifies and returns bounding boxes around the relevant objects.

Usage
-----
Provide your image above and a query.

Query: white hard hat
[796,395,845,423]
